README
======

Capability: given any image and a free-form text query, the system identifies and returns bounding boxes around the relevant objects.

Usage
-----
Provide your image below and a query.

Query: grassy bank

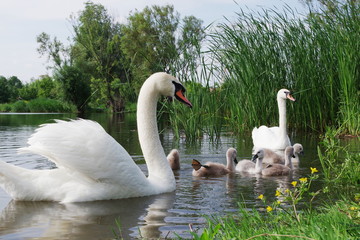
[189,199,359,240]
[0,98,77,113]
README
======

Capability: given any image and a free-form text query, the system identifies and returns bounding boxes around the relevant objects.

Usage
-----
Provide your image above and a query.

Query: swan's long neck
[284,153,293,169]
[292,152,299,162]
[137,78,175,186]
[226,156,235,172]
[254,157,263,174]
[277,97,287,136]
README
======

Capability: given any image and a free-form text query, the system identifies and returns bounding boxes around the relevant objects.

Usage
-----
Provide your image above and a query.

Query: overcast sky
[0,0,307,82]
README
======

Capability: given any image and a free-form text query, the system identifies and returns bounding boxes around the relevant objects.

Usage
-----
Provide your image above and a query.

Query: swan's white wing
[19,119,146,183]
[252,126,291,151]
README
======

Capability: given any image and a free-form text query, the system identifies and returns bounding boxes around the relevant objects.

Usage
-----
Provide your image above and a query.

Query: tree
[36,32,91,110]
[0,76,23,103]
[37,32,69,70]
[18,75,60,101]
[18,83,38,100]
[121,5,206,92]
[176,16,206,82]
[71,2,128,112]
[55,64,91,112]
[0,76,10,103]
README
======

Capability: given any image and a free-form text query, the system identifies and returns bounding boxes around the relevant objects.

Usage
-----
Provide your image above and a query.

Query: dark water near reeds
[0,113,358,239]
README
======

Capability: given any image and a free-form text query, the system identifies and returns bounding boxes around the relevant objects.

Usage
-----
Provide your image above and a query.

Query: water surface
[0,113,356,239]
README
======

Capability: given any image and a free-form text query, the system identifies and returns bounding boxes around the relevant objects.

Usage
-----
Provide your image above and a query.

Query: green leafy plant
[318,127,360,189]
[257,167,320,223]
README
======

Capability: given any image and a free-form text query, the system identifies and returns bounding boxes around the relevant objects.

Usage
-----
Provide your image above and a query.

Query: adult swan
[0,72,192,203]
[252,89,295,152]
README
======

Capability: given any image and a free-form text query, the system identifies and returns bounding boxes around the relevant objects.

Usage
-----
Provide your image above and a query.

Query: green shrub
[11,100,29,112]
[0,98,77,113]
[0,103,12,112]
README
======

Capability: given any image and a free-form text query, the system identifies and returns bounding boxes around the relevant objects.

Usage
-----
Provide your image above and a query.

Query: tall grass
[163,2,359,140]
[204,1,359,135]
[166,43,228,140]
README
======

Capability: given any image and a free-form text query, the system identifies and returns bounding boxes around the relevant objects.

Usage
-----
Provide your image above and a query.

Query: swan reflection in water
[0,192,175,240]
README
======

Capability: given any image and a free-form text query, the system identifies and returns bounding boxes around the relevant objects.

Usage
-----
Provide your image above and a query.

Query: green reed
[165,50,228,141]
[205,1,359,135]
[163,2,359,140]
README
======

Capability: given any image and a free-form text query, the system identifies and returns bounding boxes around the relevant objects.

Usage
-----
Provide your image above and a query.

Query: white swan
[167,149,180,170]
[192,148,237,177]
[252,89,295,152]
[0,72,192,203]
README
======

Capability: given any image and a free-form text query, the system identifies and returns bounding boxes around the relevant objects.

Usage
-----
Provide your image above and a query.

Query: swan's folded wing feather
[252,126,290,151]
[252,126,278,145]
[252,126,276,150]
[19,119,145,182]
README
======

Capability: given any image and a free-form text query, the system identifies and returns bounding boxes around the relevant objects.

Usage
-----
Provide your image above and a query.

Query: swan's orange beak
[287,93,296,102]
[175,90,193,108]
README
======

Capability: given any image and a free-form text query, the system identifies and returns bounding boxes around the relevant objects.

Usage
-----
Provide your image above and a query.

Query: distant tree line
[0,2,205,113]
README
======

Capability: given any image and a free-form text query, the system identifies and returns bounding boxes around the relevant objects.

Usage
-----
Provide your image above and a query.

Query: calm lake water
[0,113,358,239]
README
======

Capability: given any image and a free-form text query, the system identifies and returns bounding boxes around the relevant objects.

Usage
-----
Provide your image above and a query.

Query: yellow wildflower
[276,200,282,204]
[291,181,298,187]
[275,190,281,197]
[285,189,290,193]
[257,194,264,200]
[310,167,318,174]
[350,207,358,211]
[299,177,308,183]
[266,206,273,212]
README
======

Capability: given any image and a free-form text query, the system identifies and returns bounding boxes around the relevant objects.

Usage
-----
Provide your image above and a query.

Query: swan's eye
[172,81,186,93]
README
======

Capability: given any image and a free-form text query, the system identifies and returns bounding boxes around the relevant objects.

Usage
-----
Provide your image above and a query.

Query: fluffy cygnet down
[261,143,304,164]
[192,148,237,177]
[167,149,180,170]
[235,153,262,174]
[261,146,295,176]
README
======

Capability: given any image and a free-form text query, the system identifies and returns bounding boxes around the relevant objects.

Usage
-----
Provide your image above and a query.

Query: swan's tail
[0,160,34,200]
[0,160,20,181]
